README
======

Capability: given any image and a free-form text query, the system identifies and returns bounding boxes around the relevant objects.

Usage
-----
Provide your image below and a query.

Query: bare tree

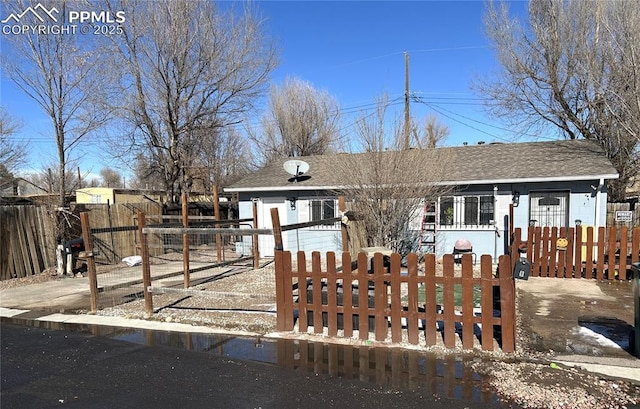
[189,128,252,192]
[479,0,640,201]
[413,114,450,148]
[3,1,110,244]
[106,0,277,203]
[129,153,164,190]
[99,167,123,188]
[0,108,27,177]
[25,162,83,196]
[335,100,454,255]
[247,77,343,165]
[3,1,110,207]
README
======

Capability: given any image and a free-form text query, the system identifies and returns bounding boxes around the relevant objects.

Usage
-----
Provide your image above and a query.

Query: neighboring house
[0,177,56,205]
[225,140,618,259]
[0,177,48,197]
[75,188,166,205]
[75,188,236,219]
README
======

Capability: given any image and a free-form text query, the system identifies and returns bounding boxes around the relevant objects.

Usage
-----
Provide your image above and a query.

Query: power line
[413,97,511,142]
[329,46,490,69]
[413,96,557,141]
[236,96,406,136]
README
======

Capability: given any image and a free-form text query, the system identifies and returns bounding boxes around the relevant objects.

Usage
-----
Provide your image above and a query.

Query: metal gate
[529,191,569,228]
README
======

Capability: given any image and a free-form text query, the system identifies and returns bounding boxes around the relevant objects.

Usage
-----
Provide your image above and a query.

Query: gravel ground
[472,360,639,409]
[2,266,640,409]
[0,267,63,289]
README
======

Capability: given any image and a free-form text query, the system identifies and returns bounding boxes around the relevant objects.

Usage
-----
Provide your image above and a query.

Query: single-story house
[75,187,166,205]
[225,140,618,259]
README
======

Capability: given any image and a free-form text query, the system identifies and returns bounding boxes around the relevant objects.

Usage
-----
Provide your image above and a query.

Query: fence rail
[123,211,265,314]
[275,250,516,353]
[511,226,640,280]
[81,202,162,264]
[78,204,262,312]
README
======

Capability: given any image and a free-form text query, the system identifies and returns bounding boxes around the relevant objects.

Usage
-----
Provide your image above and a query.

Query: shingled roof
[226,140,618,193]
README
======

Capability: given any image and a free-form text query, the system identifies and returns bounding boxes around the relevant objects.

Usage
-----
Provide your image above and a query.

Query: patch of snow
[122,255,142,266]
[570,326,624,349]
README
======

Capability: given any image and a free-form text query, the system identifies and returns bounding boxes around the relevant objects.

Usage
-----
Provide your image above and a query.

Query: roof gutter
[224,173,619,193]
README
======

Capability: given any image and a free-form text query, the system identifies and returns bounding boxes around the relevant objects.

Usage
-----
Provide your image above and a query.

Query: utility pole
[403,51,410,150]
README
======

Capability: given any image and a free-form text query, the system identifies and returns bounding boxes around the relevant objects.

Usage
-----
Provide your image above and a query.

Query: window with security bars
[311,199,335,222]
[439,195,494,227]
[440,197,454,226]
[529,191,569,228]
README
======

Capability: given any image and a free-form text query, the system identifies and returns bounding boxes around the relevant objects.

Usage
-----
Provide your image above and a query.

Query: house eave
[224,173,619,194]
[225,185,345,193]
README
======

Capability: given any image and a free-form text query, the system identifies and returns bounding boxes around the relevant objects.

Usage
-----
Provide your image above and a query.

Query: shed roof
[227,140,618,193]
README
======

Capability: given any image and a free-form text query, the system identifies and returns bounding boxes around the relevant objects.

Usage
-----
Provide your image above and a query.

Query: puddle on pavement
[2,314,505,406]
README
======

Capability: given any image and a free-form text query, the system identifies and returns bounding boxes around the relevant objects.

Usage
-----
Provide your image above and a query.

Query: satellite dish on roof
[283,159,309,176]
[283,159,310,183]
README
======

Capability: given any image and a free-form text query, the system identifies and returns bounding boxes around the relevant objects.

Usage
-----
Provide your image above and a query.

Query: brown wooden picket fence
[510,226,640,280]
[275,250,516,353]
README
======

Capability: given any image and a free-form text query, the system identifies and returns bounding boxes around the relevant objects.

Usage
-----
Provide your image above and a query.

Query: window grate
[439,195,494,228]
[529,191,569,228]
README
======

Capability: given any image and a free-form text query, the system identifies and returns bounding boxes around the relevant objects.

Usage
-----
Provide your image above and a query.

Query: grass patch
[404,285,482,307]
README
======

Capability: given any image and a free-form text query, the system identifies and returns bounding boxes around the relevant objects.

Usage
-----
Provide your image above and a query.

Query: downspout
[594,178,604,230]
[493,185,498,260]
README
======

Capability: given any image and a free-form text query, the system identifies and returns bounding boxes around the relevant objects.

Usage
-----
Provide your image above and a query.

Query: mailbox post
[513,257,530,280]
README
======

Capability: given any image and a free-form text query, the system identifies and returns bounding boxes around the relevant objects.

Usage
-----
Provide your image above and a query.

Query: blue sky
[257,1,531,143]
[1,0,530,180]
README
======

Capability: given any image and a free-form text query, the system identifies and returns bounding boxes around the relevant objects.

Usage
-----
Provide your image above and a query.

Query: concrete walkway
[516,277,640,384]
[553,354,640,385]
[0,261,242,311]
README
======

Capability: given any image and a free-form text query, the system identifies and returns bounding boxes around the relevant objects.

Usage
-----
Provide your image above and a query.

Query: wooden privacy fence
[606,202,640,228]
[275,251,516,353]
[0,205,56,280]
[511,226,640,280]
[80,202,162,264]
[0,202,162,280]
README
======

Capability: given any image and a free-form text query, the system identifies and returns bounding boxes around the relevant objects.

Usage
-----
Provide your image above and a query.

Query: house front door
[259,198,287,258]
[529,191,570,228]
